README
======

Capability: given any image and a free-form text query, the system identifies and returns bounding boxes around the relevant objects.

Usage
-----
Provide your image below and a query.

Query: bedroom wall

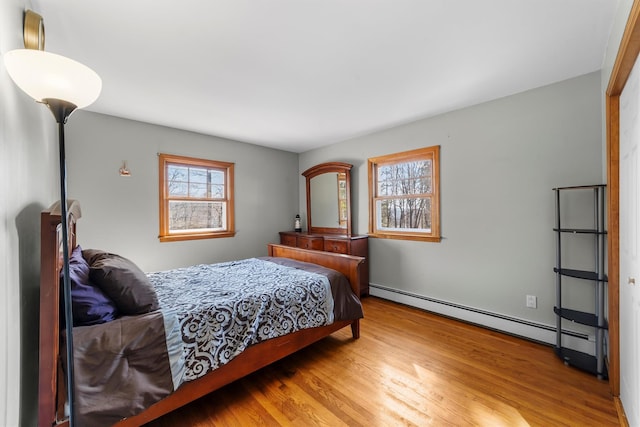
[299,71,603,344]
[1,1,60,426]
[65,111,300,273]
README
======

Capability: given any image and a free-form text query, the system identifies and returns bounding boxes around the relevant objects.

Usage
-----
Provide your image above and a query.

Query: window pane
[169,200,225,231]
[377,160,432,196]
[168,165,188,196]
[189,167,208,184]
[189,183,207,198]
[209,170,225,198]
[169,182,188,196]
[168,165,188,181]
[376,197,431,231]
[209,170,224,185]
[210,184,224,198]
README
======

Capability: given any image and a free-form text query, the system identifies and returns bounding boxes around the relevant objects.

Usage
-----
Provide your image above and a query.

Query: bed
[38,201,364,426]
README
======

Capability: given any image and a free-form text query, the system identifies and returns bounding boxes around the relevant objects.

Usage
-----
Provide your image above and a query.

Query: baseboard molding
[614,397,630,427]
[369,283,595,355]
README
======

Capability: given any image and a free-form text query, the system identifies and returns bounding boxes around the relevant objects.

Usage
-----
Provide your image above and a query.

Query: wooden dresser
[279,231,369,296]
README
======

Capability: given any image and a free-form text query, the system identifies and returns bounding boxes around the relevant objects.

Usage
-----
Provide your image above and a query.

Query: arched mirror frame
[303,162,352,236]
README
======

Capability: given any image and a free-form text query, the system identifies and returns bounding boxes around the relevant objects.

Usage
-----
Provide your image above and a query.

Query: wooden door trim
[606,0,640,400]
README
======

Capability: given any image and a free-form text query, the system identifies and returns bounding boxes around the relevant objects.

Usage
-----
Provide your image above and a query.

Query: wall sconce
[119,161,132,177]
[23,9,45,50]
[3,10,101,427]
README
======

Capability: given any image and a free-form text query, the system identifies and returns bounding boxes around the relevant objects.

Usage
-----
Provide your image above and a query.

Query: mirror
[303,162,352,236]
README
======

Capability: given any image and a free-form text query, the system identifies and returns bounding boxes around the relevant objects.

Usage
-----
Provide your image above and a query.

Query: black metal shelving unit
[553,184,607,379]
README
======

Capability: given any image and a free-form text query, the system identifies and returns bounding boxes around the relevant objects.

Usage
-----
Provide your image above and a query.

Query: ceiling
[32,0,617,153]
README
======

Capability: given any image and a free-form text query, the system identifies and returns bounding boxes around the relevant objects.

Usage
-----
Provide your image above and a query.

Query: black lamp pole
[46,98,78,427]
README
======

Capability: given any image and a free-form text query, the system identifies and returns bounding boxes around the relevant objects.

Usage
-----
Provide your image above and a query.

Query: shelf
[553,184,607,380]
[553,228,607,235]
[553,307,607,329]
[554,346,608,379]
[553,268,608,282]
[553,184,606,191]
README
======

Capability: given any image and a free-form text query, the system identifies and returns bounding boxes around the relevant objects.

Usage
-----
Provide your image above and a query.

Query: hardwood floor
[145,297,619,427]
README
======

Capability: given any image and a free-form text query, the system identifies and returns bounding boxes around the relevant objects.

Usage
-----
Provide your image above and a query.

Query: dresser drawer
[278,231,369,296]
[323,238,348,254]
[297,235,324,250]
[280,234,297,247]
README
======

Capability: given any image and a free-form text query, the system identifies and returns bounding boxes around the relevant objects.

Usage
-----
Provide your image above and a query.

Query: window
[159,153,235,241]
[368,145,440,242]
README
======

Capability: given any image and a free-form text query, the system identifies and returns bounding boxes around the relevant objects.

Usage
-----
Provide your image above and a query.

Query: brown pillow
[83,249,159,315]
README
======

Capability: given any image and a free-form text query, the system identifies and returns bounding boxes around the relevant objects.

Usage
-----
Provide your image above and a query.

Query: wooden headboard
[39,200,81,427]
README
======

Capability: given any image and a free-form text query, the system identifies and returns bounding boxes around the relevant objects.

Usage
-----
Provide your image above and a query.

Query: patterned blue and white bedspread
[147,258,335,381]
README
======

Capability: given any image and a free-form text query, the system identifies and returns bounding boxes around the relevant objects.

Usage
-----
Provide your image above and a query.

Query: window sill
[368,232,441,243]
[159,231,236,242]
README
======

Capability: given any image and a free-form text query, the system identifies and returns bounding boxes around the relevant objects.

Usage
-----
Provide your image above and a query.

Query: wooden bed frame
[39,203,364,427]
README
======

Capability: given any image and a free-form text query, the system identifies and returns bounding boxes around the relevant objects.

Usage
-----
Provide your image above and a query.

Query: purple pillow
[63,245,119,326]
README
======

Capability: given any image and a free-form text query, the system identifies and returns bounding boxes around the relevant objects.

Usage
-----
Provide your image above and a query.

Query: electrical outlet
[526,295,537,309]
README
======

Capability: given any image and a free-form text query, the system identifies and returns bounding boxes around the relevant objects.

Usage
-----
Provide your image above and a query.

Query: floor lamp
[4,48,101,426]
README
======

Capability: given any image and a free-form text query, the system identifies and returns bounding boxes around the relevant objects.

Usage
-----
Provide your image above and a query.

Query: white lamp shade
[4,49,101,108]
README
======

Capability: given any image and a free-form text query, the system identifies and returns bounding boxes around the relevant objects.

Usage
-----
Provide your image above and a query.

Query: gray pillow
[83,249,159,315]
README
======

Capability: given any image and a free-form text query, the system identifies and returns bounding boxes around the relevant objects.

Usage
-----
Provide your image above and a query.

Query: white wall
[0,2,60,426]
[65,111,299,273]
[300,72,603,342]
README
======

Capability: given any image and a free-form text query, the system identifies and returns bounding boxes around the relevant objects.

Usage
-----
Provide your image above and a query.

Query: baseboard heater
[369,283,595,356]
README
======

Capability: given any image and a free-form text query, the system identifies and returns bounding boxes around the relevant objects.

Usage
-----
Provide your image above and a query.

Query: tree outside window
[368,146,440,242]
